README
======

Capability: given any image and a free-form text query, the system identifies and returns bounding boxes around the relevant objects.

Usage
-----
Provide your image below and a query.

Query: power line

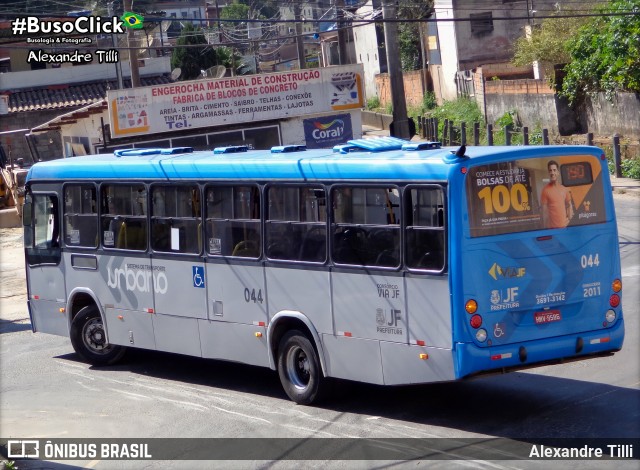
[1,9,638,24]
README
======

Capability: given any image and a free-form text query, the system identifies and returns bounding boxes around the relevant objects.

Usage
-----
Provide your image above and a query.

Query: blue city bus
[22,138,624,404]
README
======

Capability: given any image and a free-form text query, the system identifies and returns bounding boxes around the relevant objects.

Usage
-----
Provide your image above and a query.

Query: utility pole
[336,0,349,65]
[419,22,428,96]
[109,1,124,89]
[123,0,141,88]
[215,0,223,44]
[382,0,410,139]
[294,2,306,69]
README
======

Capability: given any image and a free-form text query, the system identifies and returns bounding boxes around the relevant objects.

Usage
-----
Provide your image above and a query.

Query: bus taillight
[609,294,620,308]
[612,279,622,293]
[465,299,477,314]
[470,314,482,329]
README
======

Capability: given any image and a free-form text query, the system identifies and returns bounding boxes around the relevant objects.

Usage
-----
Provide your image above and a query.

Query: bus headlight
[475,328,487,342]
[605,309,616,323]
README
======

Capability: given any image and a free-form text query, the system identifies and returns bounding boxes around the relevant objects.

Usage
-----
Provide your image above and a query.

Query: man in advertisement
[541,160,574,228]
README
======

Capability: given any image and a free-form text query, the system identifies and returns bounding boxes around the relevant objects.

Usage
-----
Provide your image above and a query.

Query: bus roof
[26,143,604,183]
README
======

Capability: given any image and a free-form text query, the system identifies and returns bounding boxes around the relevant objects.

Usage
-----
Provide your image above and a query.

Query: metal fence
[417,116,635,178]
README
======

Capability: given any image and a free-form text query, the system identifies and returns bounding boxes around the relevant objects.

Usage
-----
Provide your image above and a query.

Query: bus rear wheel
[70,305,126,366]
[277,330,323,405]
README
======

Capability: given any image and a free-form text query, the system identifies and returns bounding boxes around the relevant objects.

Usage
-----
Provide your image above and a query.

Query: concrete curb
[611,177,640,197]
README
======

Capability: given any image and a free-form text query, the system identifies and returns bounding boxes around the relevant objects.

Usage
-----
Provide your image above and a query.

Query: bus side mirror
[22,202,32,226]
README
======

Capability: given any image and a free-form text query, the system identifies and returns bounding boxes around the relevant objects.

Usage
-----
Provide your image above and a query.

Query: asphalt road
[0,194,638,469]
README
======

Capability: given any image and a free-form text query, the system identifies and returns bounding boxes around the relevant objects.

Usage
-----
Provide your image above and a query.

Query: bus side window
[205,185,260,258]
[64,185,98,248]
[405,186,446,271]
[266,185,326,263]
[331,186,400,267]
[151,185,201,254]
[101,184,148,251]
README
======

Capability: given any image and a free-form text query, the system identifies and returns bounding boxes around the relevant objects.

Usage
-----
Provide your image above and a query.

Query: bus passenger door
[24,193,68,336]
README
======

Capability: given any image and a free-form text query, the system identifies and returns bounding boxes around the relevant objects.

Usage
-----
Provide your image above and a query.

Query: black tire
[277,330,324,405]
[70,305,126,366]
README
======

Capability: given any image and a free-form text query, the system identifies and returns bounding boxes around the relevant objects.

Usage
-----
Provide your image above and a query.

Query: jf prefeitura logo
[12,12,144,66]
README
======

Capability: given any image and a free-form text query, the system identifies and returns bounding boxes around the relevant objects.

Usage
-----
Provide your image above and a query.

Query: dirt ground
[0,227,28,324]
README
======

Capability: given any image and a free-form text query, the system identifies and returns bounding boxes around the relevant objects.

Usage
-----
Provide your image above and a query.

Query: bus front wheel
[70,305,126,366]
[277,330,323,405]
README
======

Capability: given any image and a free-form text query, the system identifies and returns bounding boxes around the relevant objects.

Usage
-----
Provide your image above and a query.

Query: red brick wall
[484,79,554,95]
[481,63,534,78]
[375,70,426,108]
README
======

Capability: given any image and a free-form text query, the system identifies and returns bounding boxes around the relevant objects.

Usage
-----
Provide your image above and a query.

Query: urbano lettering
[107,265,168,294]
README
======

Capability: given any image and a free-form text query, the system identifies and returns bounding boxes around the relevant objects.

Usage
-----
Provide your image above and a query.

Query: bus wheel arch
[69,302,126,366]
[268,312,327,405]
[68,289,100,326]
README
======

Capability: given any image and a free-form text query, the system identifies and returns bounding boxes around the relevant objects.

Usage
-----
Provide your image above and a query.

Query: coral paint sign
[108,64,364,138]
[303,113,353,148]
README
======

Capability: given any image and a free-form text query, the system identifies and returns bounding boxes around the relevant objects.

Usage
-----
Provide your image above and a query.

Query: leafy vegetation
[426,98,483,127]
[621,157,640,179]
[220,1,250,21]
[513,0,640,103]
[170,24,252,79]
[607,148,640,178]
[397,23,421,71]
[396,0,434,71]
[561,0,640,103]
[422,98,485,143]
[512,15,588,84]
[422,92,437,111]
[3,461,16,470]
[170,24,220,80]
[491,111,543,146]
[605,148,640,179]
[366,96,381,111]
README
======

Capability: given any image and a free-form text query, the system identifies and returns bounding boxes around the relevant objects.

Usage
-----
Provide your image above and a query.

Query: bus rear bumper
[454,319,625,379]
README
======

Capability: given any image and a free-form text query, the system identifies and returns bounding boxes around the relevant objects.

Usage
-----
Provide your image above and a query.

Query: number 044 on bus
[22,139,624,404]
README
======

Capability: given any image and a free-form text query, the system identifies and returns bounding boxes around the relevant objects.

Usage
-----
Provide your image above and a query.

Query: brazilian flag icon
[121,11,144,29]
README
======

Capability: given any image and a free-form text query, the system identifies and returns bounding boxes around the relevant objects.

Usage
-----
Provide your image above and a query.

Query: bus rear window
[466,155,606,237]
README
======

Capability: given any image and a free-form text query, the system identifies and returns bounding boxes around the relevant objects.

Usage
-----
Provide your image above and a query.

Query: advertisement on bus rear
[466,155,607,237]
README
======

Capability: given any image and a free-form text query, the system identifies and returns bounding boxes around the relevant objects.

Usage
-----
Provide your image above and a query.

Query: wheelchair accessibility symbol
[192,266,205,288]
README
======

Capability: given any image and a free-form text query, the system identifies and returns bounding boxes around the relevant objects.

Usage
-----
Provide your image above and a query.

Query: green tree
[561,0,640,103]
[396,0,434,72]
[512,14,588,82]
[170,24,219,80]
[215,46,252,75]
[398,24,421,71]
[220,1,250,21]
